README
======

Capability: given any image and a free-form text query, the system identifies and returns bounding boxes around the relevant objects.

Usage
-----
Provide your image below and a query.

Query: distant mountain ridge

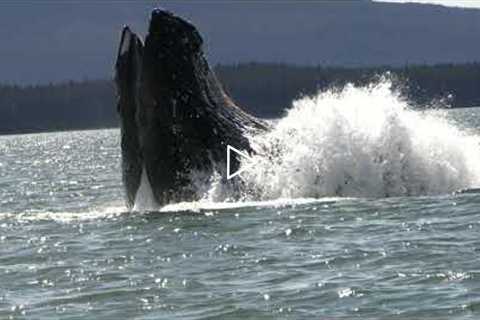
[1,1,480,84]
[1,62,480,134]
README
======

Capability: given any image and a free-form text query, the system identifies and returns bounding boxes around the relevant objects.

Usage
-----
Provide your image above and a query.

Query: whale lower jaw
[115,9,268,208]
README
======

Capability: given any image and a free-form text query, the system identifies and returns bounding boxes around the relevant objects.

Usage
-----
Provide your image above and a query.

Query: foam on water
[159,197,342,213]
[240,79,480,198]
[0,206,127,223]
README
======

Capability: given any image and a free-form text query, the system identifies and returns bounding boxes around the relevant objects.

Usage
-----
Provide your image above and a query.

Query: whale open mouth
[115,9,267,208]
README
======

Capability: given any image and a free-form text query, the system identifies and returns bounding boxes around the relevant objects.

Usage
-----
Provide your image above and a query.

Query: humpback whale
[115,9,268,208]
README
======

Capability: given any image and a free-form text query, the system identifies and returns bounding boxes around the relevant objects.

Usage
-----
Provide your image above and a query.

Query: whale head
[115,9,266,208]
[115,9,220,208]
[138,9,225,206]
[148,8,203,51]
[141,8,213,121]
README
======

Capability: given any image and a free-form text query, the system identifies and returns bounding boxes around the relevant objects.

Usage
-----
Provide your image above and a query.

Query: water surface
[1,108,480,319]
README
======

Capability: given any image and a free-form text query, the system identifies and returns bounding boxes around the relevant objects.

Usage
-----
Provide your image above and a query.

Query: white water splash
[133,167,158,212]
[238,80,480,198]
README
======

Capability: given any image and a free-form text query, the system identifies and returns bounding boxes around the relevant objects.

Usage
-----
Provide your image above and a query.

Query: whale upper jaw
[115,9,268,208]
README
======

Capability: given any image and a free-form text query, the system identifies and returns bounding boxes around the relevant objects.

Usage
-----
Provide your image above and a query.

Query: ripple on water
[1,129,480,319]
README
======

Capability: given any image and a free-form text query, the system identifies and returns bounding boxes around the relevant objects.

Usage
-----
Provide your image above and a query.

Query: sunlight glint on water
[1,105,480,319]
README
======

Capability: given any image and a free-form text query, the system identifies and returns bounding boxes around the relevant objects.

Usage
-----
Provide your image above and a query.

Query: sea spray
[239,80,480,198]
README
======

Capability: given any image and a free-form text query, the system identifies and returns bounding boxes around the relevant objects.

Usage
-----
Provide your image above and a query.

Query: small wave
[0,205,127,223]
[157,197,341,214]
[0,198,342,222]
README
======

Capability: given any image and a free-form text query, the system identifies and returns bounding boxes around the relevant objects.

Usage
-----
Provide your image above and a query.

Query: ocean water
[2,87,480,319]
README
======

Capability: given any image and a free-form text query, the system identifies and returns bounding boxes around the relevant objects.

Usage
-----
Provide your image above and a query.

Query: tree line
[1,62,480,134]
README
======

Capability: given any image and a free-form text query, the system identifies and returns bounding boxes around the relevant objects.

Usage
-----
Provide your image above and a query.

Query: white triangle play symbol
[226,145,254,180]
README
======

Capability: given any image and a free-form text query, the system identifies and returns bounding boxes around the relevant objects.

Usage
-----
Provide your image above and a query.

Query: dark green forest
[1,62,480,134]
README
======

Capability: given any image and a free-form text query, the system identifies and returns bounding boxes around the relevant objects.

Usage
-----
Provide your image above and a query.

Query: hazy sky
[376,0,480,8]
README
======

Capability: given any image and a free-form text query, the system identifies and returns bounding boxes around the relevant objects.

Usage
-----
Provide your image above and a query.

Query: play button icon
[226,145,255,180]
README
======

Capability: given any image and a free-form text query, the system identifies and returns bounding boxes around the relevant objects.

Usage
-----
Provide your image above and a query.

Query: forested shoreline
[1,62,480,135]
